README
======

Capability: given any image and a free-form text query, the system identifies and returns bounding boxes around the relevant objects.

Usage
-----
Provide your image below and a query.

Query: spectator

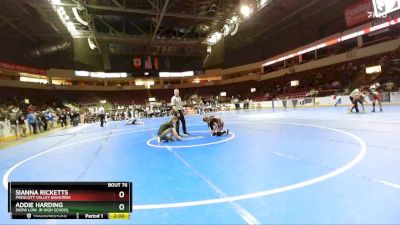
[0,106,6,141]
[17,111,27,137]
[40,111,48,131]
[332,80,340,88]
[71,110,80,127]
[45,110,54,129]
[27,111,37,134]
[36,112,44,133]
[59,110,67,128]
[7,107,18,139]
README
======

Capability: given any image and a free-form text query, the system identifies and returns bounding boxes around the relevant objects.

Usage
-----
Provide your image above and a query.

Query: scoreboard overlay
[8,182,132,220]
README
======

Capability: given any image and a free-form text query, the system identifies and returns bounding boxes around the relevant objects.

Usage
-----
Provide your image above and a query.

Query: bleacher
[0,48,399,108]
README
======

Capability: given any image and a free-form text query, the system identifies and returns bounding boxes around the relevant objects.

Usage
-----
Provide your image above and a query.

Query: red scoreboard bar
[8,182,132,220]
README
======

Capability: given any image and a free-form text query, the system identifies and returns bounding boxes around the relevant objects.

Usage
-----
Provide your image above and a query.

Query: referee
[171,89,189,136]
[98,106,105,127]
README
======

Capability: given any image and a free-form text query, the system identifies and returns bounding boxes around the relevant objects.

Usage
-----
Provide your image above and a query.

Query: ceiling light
[49,1,82,38]
[207,35,217,44]
[57,7,65,15]
[232,15,238,22]
[230,23,239,36]
[223,27,230,36]
[240,5,251,18]
[259,0,269,7]
[215,32,222,40]
[50,0,61,4]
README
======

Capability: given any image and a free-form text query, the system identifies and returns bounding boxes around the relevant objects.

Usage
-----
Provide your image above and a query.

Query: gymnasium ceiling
[0,0,360,71]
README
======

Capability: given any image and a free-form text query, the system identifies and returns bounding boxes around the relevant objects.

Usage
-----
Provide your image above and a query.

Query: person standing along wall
[59,110,67,128]
[7,107,18,139]
[27,111,37,134]
[0,107,5,141]
[45,110,54,129]
[41,111,48,131]
[17,111,27,137]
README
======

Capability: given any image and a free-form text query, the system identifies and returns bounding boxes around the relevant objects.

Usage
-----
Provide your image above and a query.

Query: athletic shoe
[159,137,170,142]
[157,137,161,143]
[372,109,376,112]
[183,132,190,136]
[380,109,383,112]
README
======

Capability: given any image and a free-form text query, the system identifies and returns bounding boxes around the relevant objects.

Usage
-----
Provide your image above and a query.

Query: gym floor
[1,106,400,224]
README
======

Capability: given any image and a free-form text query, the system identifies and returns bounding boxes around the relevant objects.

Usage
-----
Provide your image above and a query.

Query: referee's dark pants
[175,110,187,135]
[350,96,359,112]
[100,114,105,127]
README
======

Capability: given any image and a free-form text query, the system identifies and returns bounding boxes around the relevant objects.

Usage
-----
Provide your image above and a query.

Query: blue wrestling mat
[1,106,400,224]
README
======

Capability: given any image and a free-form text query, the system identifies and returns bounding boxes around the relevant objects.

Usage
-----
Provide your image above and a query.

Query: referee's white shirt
[171,96,183,111]
[350,89,360,98]
[98,107,105,114]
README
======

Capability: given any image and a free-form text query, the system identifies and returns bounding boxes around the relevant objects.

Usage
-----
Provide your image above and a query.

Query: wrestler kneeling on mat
[203,116,229,136]
[158,116,182,143]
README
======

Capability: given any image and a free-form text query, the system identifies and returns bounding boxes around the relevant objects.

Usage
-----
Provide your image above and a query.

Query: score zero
[108,183,128,211]
[107,184,126,197]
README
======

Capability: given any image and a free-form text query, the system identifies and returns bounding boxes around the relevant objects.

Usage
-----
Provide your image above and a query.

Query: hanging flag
[153,57,159,70]
[133,57,141,69]
[145,56,152,69]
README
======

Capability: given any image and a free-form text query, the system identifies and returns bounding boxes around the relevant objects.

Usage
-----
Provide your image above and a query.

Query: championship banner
[0,61,46,75]
[153,57,159,70]
[144,56,152,70]
[133,57,141,69]
[344,0,373,27]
